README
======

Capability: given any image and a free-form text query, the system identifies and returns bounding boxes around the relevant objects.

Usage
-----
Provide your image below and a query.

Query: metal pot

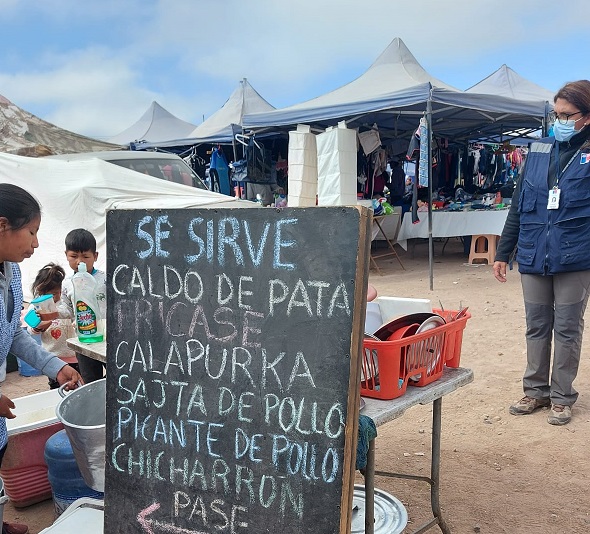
[55,378,106,492]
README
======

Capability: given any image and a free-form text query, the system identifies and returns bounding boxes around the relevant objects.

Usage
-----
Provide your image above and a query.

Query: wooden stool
[468,234,498,264]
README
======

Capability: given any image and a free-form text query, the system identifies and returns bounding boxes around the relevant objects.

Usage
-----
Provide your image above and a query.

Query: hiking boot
[547,404,572,426]
[2,521,29,534]
[509,396,550,415]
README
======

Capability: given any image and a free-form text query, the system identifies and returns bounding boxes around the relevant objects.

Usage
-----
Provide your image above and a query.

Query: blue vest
[517,138,590,274]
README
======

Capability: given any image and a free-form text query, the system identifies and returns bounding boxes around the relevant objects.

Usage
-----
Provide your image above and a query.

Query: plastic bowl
[387,323,420,341]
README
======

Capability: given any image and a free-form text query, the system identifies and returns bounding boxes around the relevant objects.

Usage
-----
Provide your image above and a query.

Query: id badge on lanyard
[547,186,560,209]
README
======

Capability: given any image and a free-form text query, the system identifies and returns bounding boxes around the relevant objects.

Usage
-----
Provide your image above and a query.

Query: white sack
[288,125,317,207]
[317,123,357,206]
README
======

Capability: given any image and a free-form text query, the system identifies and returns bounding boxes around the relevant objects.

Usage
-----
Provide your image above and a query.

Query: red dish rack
[360,309,471,400]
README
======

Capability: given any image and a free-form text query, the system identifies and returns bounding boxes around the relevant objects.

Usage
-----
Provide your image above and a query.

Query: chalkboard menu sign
[104,206,371,533]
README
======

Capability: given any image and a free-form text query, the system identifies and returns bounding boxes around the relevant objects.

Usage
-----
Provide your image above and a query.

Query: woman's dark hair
[554,80,590,115]
[65,228,97,253]
[0,183,41,230]
[31,263,66,296]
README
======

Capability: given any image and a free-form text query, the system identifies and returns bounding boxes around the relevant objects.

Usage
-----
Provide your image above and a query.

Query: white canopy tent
[243,38,549,143]
[0,153,245,299]
[242,37,552,289]
[465,64,554,140]
[281,37,458,109]
[188,78,275,143]
[137,79,275,150]
[108,101,198,145]
[466,64,555,103]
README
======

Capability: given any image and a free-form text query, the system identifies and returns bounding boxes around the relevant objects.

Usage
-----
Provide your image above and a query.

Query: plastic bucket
[45,430,104,517]
[17,357,43,377]
[55,379,106,492]
[17,328,43,377]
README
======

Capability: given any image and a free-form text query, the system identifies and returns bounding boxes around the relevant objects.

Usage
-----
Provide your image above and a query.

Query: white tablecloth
[396,209,509,250]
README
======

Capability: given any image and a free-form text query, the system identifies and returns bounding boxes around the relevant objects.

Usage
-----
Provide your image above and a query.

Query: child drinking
[28,263,79,389]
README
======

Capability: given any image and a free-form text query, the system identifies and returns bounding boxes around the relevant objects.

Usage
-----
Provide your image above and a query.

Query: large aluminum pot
[55,378,106,492]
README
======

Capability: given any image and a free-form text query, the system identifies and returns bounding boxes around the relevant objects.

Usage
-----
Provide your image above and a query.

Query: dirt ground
[2,237,590,533]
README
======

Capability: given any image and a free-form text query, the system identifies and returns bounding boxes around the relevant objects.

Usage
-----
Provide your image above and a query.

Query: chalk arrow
[138,502,160,534]
[137,501,208,534]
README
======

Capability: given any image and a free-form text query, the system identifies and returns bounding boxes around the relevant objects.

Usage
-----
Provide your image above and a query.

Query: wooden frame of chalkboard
[104,205,372,533]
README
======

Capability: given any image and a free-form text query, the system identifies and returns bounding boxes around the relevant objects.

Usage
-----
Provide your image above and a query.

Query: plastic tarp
[0,153,246,299]
[108,101,197,145]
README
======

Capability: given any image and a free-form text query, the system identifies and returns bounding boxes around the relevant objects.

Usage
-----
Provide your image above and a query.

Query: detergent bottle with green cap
[72,262,104,343]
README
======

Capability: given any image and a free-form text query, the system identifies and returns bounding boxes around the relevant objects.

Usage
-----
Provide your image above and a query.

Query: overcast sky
[1,0,587,140]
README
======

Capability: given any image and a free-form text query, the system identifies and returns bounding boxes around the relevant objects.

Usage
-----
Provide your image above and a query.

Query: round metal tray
[350,484,408,534]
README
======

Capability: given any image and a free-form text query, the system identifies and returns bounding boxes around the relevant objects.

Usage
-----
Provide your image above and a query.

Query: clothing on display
[466,143,527,190]
[209,145,231,196]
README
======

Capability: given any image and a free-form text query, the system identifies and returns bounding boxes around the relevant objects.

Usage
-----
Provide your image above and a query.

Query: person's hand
[32,320,52,333]
[367,283,378,302]
[56,365,84,391]
[0,394,16,419]
[493,261,508,283]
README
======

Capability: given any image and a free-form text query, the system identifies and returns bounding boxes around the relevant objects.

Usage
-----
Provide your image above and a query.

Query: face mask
[553,119,578,142]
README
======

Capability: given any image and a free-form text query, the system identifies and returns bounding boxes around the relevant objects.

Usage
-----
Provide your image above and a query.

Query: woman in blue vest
[0,183,82,534]
[494,80,590,426]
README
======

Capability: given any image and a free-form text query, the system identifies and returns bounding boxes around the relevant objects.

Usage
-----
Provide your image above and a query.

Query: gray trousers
[521,271,590,405]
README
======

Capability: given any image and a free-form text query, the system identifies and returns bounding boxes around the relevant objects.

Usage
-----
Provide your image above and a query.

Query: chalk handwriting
[108,207,359,532]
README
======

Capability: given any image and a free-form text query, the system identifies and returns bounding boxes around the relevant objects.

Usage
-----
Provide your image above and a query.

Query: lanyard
[554,142,582,187]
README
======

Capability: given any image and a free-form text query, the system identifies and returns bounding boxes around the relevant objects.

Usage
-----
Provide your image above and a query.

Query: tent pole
[427,98,434,291]
[543,101,550,137]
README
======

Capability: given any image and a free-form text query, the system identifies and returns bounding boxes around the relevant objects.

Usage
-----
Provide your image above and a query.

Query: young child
[28,263,79,389]
[61,229,107,383]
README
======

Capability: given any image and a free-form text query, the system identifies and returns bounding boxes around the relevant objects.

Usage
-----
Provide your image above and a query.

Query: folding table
[370,214,405,274]
[361,367,474,533]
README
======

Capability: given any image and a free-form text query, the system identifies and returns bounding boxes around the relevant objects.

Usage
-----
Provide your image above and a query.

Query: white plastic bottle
[72,262,104,343]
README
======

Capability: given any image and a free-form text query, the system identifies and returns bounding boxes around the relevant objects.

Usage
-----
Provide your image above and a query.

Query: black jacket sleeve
[495,176,521,263]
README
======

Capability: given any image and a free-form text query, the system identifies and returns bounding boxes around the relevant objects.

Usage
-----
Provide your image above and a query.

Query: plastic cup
[31,294,58,321]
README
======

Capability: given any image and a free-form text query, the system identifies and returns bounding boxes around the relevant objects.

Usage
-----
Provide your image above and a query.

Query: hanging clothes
[210,146,231,196]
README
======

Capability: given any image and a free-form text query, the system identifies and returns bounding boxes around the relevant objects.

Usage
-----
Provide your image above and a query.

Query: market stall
[396,208,509,249]
[133,79,277,196]
[242,37,551,287]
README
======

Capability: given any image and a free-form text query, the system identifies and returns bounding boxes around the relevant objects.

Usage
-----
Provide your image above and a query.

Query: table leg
[374,218,405,270]
[365,439,375,534]
[369,253,383,276]
[431,397,450,534]
[372,398,451,533]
